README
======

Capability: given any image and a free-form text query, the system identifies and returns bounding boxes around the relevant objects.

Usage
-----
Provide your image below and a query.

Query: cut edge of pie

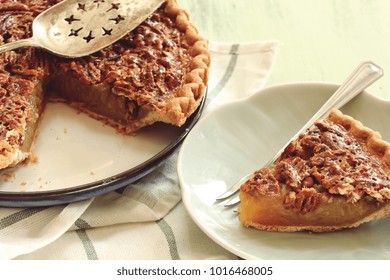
[238,109,390,232]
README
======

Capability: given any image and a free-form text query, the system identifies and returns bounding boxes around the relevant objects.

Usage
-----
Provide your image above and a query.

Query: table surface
[180,0,390,100]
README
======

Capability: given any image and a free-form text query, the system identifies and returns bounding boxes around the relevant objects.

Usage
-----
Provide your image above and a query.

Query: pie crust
[238,109,390,232]
[0,0,210,170]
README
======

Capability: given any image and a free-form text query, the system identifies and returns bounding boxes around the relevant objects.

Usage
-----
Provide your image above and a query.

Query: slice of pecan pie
[0,0,210,170]
[238,109,390,232]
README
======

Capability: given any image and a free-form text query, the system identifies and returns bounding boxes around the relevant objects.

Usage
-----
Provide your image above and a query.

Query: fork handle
[267,61,383,165]
[0,38,37,54]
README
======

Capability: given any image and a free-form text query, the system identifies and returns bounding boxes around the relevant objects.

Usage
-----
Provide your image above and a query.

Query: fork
[216,61,383,207]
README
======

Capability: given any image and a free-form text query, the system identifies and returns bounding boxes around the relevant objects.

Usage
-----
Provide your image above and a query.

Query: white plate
[178,83,390,260]
[0,95,205,207]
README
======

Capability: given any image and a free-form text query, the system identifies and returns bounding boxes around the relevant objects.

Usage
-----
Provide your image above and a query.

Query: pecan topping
[241,168,280,196]
[277,119,390,208]
[275,157,310,189]
[284,189,321,214]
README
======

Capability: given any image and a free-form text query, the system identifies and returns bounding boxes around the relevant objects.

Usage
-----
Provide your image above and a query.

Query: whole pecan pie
[0,0,210,169]
[238,109,390,232]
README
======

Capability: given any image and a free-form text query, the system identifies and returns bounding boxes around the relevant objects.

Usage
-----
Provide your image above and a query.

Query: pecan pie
[238,109,390,232]
[0,0,210,169]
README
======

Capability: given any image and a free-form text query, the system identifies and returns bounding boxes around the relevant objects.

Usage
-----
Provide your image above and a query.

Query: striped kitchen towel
[0,41,278,260]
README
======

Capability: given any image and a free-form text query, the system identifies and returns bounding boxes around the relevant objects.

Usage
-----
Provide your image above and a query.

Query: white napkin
[0,41,278,260]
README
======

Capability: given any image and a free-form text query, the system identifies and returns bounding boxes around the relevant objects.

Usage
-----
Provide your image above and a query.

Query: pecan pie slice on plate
[0,0,210,170]
[239,109,390,232]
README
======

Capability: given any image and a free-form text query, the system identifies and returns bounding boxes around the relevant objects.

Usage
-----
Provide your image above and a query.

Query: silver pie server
[0,0,164,58]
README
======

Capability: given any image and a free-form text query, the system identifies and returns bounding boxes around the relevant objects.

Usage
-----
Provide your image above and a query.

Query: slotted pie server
[0,0,164,57]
